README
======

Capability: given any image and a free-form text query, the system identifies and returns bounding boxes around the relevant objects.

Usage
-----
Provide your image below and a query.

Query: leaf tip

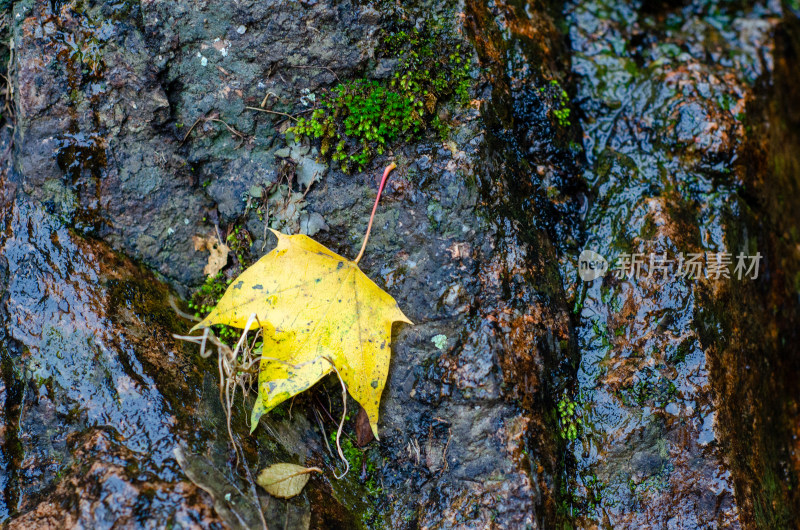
[396,308,413,326]
[251,398,266,432]
[267,228,286,240]
[188,321,207,334]
[371,422,380,441]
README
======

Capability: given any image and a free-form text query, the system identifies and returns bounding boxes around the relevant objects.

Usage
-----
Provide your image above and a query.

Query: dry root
[172,300,351,480]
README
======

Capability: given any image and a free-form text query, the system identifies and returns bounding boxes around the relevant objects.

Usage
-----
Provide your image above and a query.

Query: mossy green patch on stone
[540,79,572,127]
[290,21,472,173]
[188,272,239,342]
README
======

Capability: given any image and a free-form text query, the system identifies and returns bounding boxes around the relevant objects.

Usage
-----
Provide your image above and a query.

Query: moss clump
[293,80,422,172]
[381,24,471,107]
[290,22,471,173]
[188,272,239,341]
[557,395,583,441]
[225,225,253,268]
[329,430,362,470]
[325,428,386,525]
[540,79,571,127]
[107,277,182,331]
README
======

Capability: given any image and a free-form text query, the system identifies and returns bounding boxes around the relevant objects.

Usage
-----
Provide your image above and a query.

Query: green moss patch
[290,22,471,173]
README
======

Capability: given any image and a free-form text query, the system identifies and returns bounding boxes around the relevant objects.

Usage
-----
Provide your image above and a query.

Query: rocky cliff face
[1,0,799,528]
[1,0,573,527]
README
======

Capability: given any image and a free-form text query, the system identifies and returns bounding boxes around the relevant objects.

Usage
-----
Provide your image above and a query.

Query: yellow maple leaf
[192,164,411,438]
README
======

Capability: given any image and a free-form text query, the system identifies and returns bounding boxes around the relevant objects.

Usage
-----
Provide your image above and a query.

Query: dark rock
[560,0,800,526]
[10,0,378,288]
[4,0,574,526]
[6,0,799,527]
[0,188,363,528]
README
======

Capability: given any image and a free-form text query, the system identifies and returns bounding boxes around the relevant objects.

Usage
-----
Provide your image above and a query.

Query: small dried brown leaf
[193,235,229,277]
[354,406,374,447]
[425,93,437,114]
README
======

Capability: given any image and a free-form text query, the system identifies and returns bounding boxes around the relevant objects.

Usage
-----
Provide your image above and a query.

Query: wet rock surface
[0,188,225,527]
[11,0,378,288]
[2,0,574,528]
[2,0,800,528]
[560,0,800,527]
[0,173,370,528]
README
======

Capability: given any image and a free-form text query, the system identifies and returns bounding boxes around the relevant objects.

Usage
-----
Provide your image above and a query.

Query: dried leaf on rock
[193,234,229,277]
[257,463,321,499]
[354,406,375,447]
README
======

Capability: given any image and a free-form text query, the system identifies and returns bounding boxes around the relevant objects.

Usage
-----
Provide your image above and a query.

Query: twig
[245,106,299,122]
[273,108,316,129]
[260,91,279,108]
[173,327,214,358]
[441,427,452,473]
[314,395,336,424]
[312,394,357,445]
[207,118,250,148]
[314,407,334,458]
[301,174,317,199]
[235,435,269,530]
[246,106,317,131]
[181,112,251,148]
[222,313,261,460]
[180,115,205,145]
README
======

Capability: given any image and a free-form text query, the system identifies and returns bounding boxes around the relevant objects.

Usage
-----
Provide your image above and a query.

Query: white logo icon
[578,249,608,281]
